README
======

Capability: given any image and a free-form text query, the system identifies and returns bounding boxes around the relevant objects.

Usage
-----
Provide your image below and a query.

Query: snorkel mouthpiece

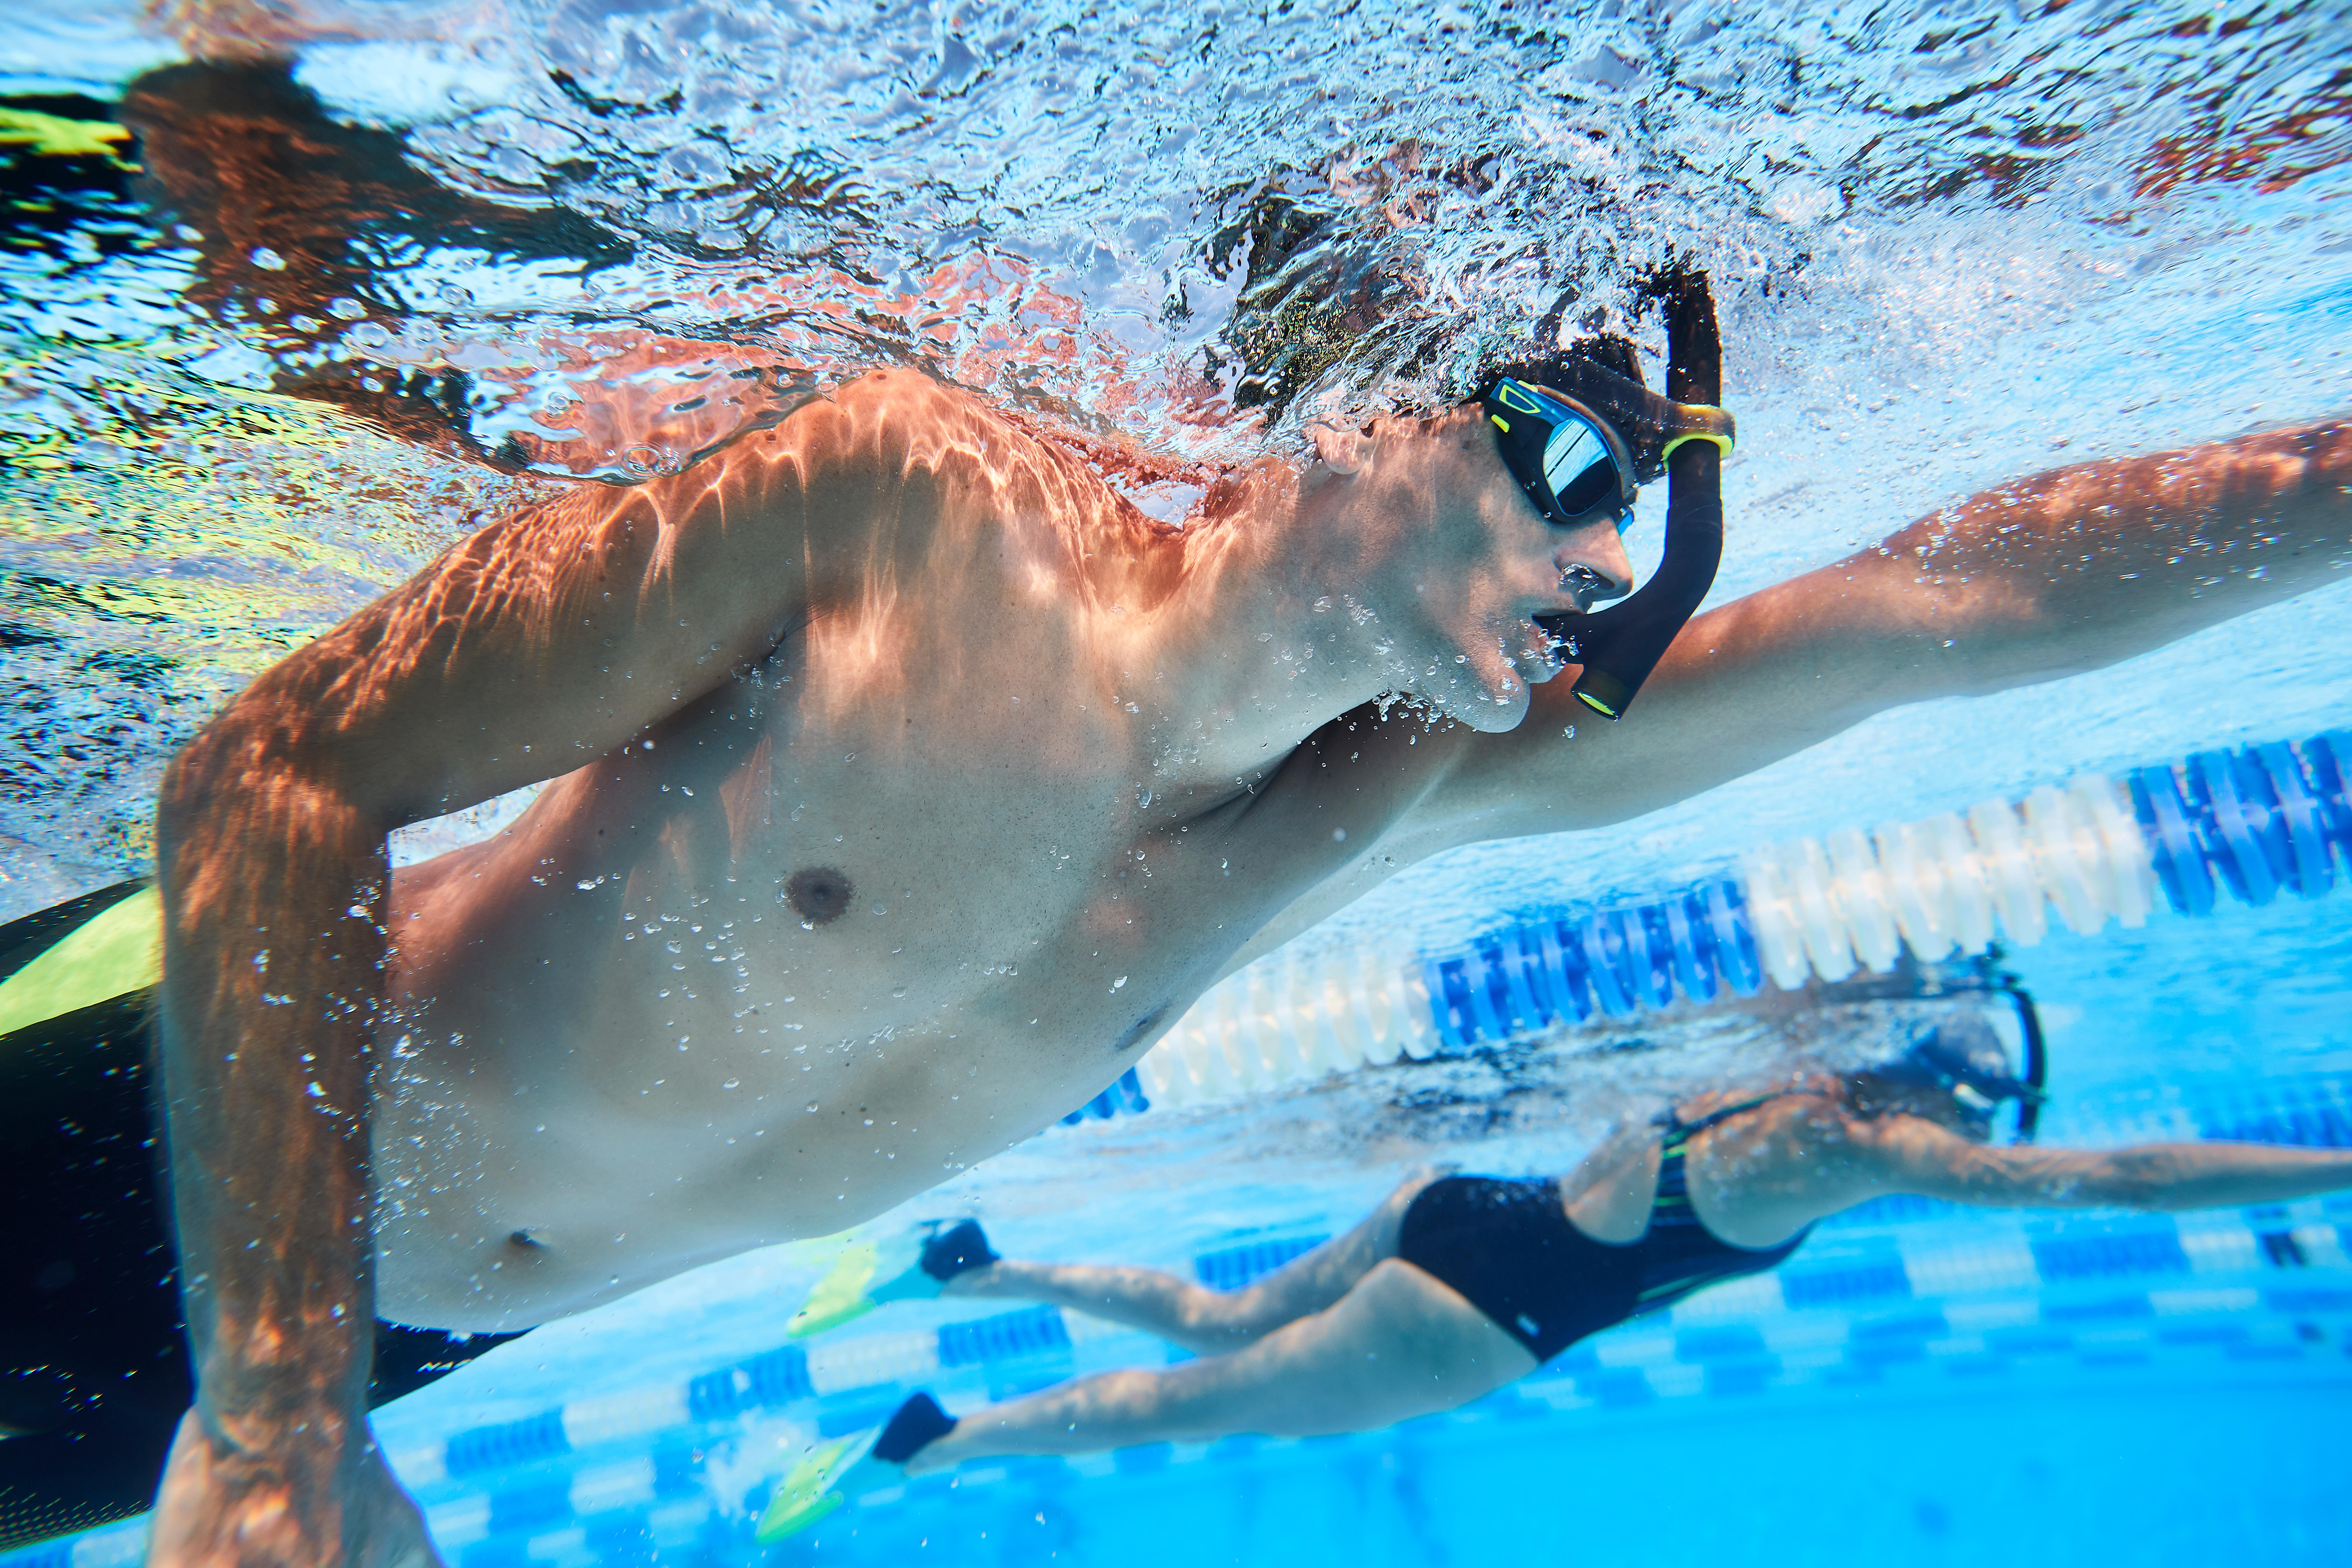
[1526,272,1732,719]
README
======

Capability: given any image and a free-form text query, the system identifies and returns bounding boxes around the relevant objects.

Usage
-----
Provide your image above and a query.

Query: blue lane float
[1127,730,2352,1108]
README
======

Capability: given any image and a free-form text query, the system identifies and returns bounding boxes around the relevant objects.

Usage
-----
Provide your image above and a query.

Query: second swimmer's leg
[910,1258,1536,1470]
[950,1175,1440,1354]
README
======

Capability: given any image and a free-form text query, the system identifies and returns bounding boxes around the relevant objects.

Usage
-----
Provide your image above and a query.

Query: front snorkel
[1528,273,1734,719]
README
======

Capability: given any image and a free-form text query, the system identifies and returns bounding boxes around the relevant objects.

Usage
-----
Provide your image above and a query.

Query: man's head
[1303,398,1635,730]
[1296,327,1732,729]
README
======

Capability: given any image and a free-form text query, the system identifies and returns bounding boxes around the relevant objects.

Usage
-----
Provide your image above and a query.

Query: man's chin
[1519,626,1568,684]
[1436,682,1532,734]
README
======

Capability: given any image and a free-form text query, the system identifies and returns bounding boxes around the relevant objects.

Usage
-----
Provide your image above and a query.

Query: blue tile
[1705,1362,1774,1396]
[651,1434,702,1497]
[938,1304,1072,1367]
[1782,1260,1911,1309]
[1113,1442,1174,1474]
[1192,1236,1329,1292]
[741,1344,815,1406]
[2031,1231,2188,1281]
[1942,1356,2011,1378]
[687,1366,741,1423]
[2157,1323,2251,1346]
[1852,1309,1947,1342]
[2264,1286,2352,1314]
[2045,1295,2154,1323]
[446,1409,569,1477]
[1581,1369,1656,1407]
[1675,1324,1767,1361]
[488,1479,572,1535]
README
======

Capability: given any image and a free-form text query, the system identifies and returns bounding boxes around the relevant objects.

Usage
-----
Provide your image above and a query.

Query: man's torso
[366,408,1461,1329]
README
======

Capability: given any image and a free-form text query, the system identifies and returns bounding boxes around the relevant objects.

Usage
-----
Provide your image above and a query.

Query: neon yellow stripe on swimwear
[0,886,162,1038]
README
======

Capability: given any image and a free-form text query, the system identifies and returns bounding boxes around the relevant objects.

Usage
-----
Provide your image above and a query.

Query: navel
[785,867,855,925]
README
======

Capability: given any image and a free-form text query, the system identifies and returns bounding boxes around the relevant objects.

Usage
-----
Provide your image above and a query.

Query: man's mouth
[1521,617,1570,672]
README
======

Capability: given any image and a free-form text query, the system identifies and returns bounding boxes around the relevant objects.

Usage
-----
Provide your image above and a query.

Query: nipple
[785,867,854,925]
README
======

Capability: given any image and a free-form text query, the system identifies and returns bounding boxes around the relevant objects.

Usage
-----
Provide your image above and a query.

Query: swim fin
[786,1240,887,1338]
[754,1429,880,1542]
[0,881,160,1040]
[754,1392,956,1542]
[784,1219,997,1338]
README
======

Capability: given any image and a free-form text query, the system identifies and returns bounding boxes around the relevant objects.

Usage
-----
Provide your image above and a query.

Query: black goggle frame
[1478,377,1639,534]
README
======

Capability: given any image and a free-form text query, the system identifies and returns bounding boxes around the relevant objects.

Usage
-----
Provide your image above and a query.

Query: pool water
[4,0,2350,1563]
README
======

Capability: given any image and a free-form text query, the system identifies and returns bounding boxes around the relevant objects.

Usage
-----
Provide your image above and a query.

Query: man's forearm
[1887,417,2352,689]
[156,717,390,1523]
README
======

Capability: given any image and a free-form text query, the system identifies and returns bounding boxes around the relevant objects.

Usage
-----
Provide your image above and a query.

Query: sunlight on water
[3,0,2346,908]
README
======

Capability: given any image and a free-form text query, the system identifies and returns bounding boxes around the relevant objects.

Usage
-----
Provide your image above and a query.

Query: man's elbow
[156,701,382,878]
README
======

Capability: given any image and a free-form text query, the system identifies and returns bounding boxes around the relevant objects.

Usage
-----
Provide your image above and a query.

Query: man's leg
[910,1257,1536,1470]
[946,1175,1441,1354]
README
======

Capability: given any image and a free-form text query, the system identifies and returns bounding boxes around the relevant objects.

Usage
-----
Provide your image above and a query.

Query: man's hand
[153,1408,439,1568]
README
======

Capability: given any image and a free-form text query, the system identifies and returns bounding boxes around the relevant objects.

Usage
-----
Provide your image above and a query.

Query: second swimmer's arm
[1859,1115,2352,1211]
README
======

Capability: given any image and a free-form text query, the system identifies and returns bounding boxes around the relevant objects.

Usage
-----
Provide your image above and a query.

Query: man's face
[1350,407,1635,732]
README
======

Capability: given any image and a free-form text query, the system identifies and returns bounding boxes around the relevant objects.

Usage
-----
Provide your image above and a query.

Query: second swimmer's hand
[151,1405,443,1568]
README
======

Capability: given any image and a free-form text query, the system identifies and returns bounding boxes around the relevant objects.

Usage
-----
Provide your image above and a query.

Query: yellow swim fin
[753,1432,870,1543]
[0,883,161,1040]
[785,1241,882,1338]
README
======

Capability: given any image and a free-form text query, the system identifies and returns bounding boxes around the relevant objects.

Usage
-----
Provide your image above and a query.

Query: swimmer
[760,1014,2352,1540]
[117,252,2349,1568]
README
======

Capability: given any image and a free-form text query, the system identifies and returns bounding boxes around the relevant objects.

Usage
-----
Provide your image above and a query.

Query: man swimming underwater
[85,257,2350,1567]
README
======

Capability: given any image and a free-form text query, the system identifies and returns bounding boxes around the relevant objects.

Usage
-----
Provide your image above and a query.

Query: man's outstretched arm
[1438,416,2352,836]
[144,378,933,1567]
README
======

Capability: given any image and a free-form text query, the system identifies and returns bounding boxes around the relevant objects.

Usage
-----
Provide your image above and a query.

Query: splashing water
[0,0,2347,908]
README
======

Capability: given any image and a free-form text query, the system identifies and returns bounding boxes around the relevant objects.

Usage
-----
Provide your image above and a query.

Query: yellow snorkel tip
[1569,670,1631,720]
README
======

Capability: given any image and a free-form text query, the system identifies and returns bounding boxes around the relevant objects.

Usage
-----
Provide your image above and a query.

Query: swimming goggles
[1477,377,1640,533]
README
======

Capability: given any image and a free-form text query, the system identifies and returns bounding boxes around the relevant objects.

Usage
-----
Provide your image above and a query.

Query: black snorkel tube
[1998,973,2049,1143]
[1525,272,1732,719]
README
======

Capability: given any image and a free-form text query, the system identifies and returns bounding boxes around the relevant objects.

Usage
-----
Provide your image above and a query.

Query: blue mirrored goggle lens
[1541,418,1619,520]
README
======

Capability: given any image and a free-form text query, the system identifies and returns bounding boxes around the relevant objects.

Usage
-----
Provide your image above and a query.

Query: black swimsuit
[1,991,521,1549]
[1393,1094,1814,1363]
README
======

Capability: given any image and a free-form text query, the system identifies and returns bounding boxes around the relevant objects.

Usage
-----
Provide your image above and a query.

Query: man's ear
[1310,420,1371,475]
